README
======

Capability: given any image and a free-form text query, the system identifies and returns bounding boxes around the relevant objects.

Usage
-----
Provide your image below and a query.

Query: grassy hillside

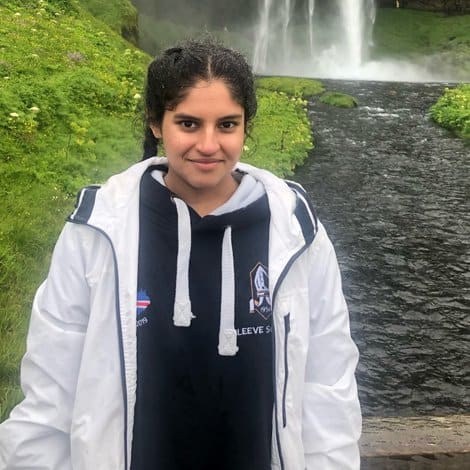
[0,1,316,421]
[80,0,139,44]
[372,8,470,79]
[0,0,149,420]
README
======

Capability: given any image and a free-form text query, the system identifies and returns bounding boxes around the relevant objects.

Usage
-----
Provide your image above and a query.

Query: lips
[188,158,223,170]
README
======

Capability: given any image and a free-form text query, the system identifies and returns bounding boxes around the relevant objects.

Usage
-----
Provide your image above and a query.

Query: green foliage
[256,76,324,97]
[80,0,138,43]
[243,89,313,176]
[319,91,358,108]
[243,76,318,176]
[0,0,147,418]
[372,8,470,79]
[430,84,470,139]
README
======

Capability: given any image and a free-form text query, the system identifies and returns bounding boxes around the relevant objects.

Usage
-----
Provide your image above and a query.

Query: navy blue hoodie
[131,165,274,470]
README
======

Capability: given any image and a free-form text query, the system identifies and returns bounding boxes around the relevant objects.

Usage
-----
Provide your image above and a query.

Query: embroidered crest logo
[136,289,151,317]
[249,262,272,320]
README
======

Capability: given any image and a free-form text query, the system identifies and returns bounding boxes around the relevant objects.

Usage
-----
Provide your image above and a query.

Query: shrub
[319,91,358,108]
[431,84,470,139]
[244,89,313,175]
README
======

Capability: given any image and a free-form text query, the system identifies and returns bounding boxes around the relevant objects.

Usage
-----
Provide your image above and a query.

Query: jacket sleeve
[302,223,362,469]
[0,223,96,470]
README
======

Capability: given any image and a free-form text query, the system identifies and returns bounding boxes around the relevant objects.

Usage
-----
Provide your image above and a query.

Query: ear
[149,124,162,139]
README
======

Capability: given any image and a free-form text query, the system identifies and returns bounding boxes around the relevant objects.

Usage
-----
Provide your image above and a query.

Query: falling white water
[341,0,363,68]
[308,0,315,58]
[281,0,292,65]
[253,0,273,72]
[253,0,377,79]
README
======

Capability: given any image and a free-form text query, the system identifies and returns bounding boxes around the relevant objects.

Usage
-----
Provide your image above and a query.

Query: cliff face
[377,0,470,13]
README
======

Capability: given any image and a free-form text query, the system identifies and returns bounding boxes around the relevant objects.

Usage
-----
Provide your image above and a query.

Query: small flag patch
[136,289,151,316]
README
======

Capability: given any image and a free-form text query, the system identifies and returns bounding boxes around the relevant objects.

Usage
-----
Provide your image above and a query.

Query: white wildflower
[133,93,141,100]
[29,106,40,113]
[9,112,19,118]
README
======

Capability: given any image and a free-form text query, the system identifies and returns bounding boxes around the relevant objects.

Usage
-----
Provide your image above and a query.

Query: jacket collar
[69,157,317,295]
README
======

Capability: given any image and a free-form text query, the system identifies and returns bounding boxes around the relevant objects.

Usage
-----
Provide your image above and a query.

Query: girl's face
[151,79,245,212]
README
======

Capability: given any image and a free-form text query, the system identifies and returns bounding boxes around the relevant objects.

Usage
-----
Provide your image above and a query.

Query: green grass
[431,84,470,139]
[372,8,470,79]
[256,76,324,97]
[0,0,148,421]
[80,0,138,38]
[243,89,314,175]
[319,92,358,108]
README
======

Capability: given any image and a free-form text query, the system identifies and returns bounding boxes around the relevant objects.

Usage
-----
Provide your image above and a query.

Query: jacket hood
[67,157,318,355]
[69,157,317,252]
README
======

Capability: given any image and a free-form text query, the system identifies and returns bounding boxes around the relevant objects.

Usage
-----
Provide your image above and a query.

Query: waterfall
[341,0,363,68]
[253,0,273,72]
[281,0,292,66]
[253,0,377,78]
[307,0,315,59]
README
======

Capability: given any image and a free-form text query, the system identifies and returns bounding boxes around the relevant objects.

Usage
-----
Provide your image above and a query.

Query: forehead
[172,79,244,115]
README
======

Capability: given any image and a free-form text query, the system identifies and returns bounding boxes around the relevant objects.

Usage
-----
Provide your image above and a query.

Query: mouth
[187,158,223,170]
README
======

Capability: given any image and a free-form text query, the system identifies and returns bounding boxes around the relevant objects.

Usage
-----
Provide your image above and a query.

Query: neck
[164,174,239,217]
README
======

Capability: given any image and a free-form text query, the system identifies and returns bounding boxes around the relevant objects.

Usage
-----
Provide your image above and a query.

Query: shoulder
[284,179,319,245]
[68,157,166,224]
[237,161,319,245]
[68,185,101,224]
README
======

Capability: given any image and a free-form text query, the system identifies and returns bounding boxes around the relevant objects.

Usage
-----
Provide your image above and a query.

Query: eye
[219,121,239,130]
[178,120,197,129]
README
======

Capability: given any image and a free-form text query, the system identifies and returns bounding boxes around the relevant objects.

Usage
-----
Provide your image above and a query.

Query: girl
[0,39,361,469]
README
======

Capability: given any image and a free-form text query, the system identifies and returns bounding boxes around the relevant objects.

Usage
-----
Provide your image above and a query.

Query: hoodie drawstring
[218,226,239,356]
[172,198,238,356]
[173,198,195,327]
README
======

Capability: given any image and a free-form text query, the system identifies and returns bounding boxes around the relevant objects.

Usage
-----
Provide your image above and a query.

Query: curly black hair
[142,38,257,159]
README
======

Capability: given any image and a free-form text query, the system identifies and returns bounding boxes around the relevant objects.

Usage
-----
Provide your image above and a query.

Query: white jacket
[0,157,361,469]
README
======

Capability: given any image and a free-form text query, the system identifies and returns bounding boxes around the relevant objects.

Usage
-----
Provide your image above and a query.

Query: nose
[195,127,220,155]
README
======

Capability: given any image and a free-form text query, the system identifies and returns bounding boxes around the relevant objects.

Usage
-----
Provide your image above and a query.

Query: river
[293,79,469,417]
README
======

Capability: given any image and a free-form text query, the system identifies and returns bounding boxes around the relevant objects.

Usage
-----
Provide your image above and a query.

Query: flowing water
[293,80,470,417]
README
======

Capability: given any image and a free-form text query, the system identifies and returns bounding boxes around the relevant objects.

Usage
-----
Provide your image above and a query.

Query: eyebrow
[173,113,244,121]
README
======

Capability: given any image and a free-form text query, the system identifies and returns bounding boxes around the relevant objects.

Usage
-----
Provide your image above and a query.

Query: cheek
[227,134,245,156]
[162,134,190,154]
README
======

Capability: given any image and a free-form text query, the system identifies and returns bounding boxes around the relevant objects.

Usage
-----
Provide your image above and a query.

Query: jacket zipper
[69,220,129,470]
[271,242,311,470]
[282,313,291,428]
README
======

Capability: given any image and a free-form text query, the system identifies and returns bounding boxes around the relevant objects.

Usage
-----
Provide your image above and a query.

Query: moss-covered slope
[0,0,149,420]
